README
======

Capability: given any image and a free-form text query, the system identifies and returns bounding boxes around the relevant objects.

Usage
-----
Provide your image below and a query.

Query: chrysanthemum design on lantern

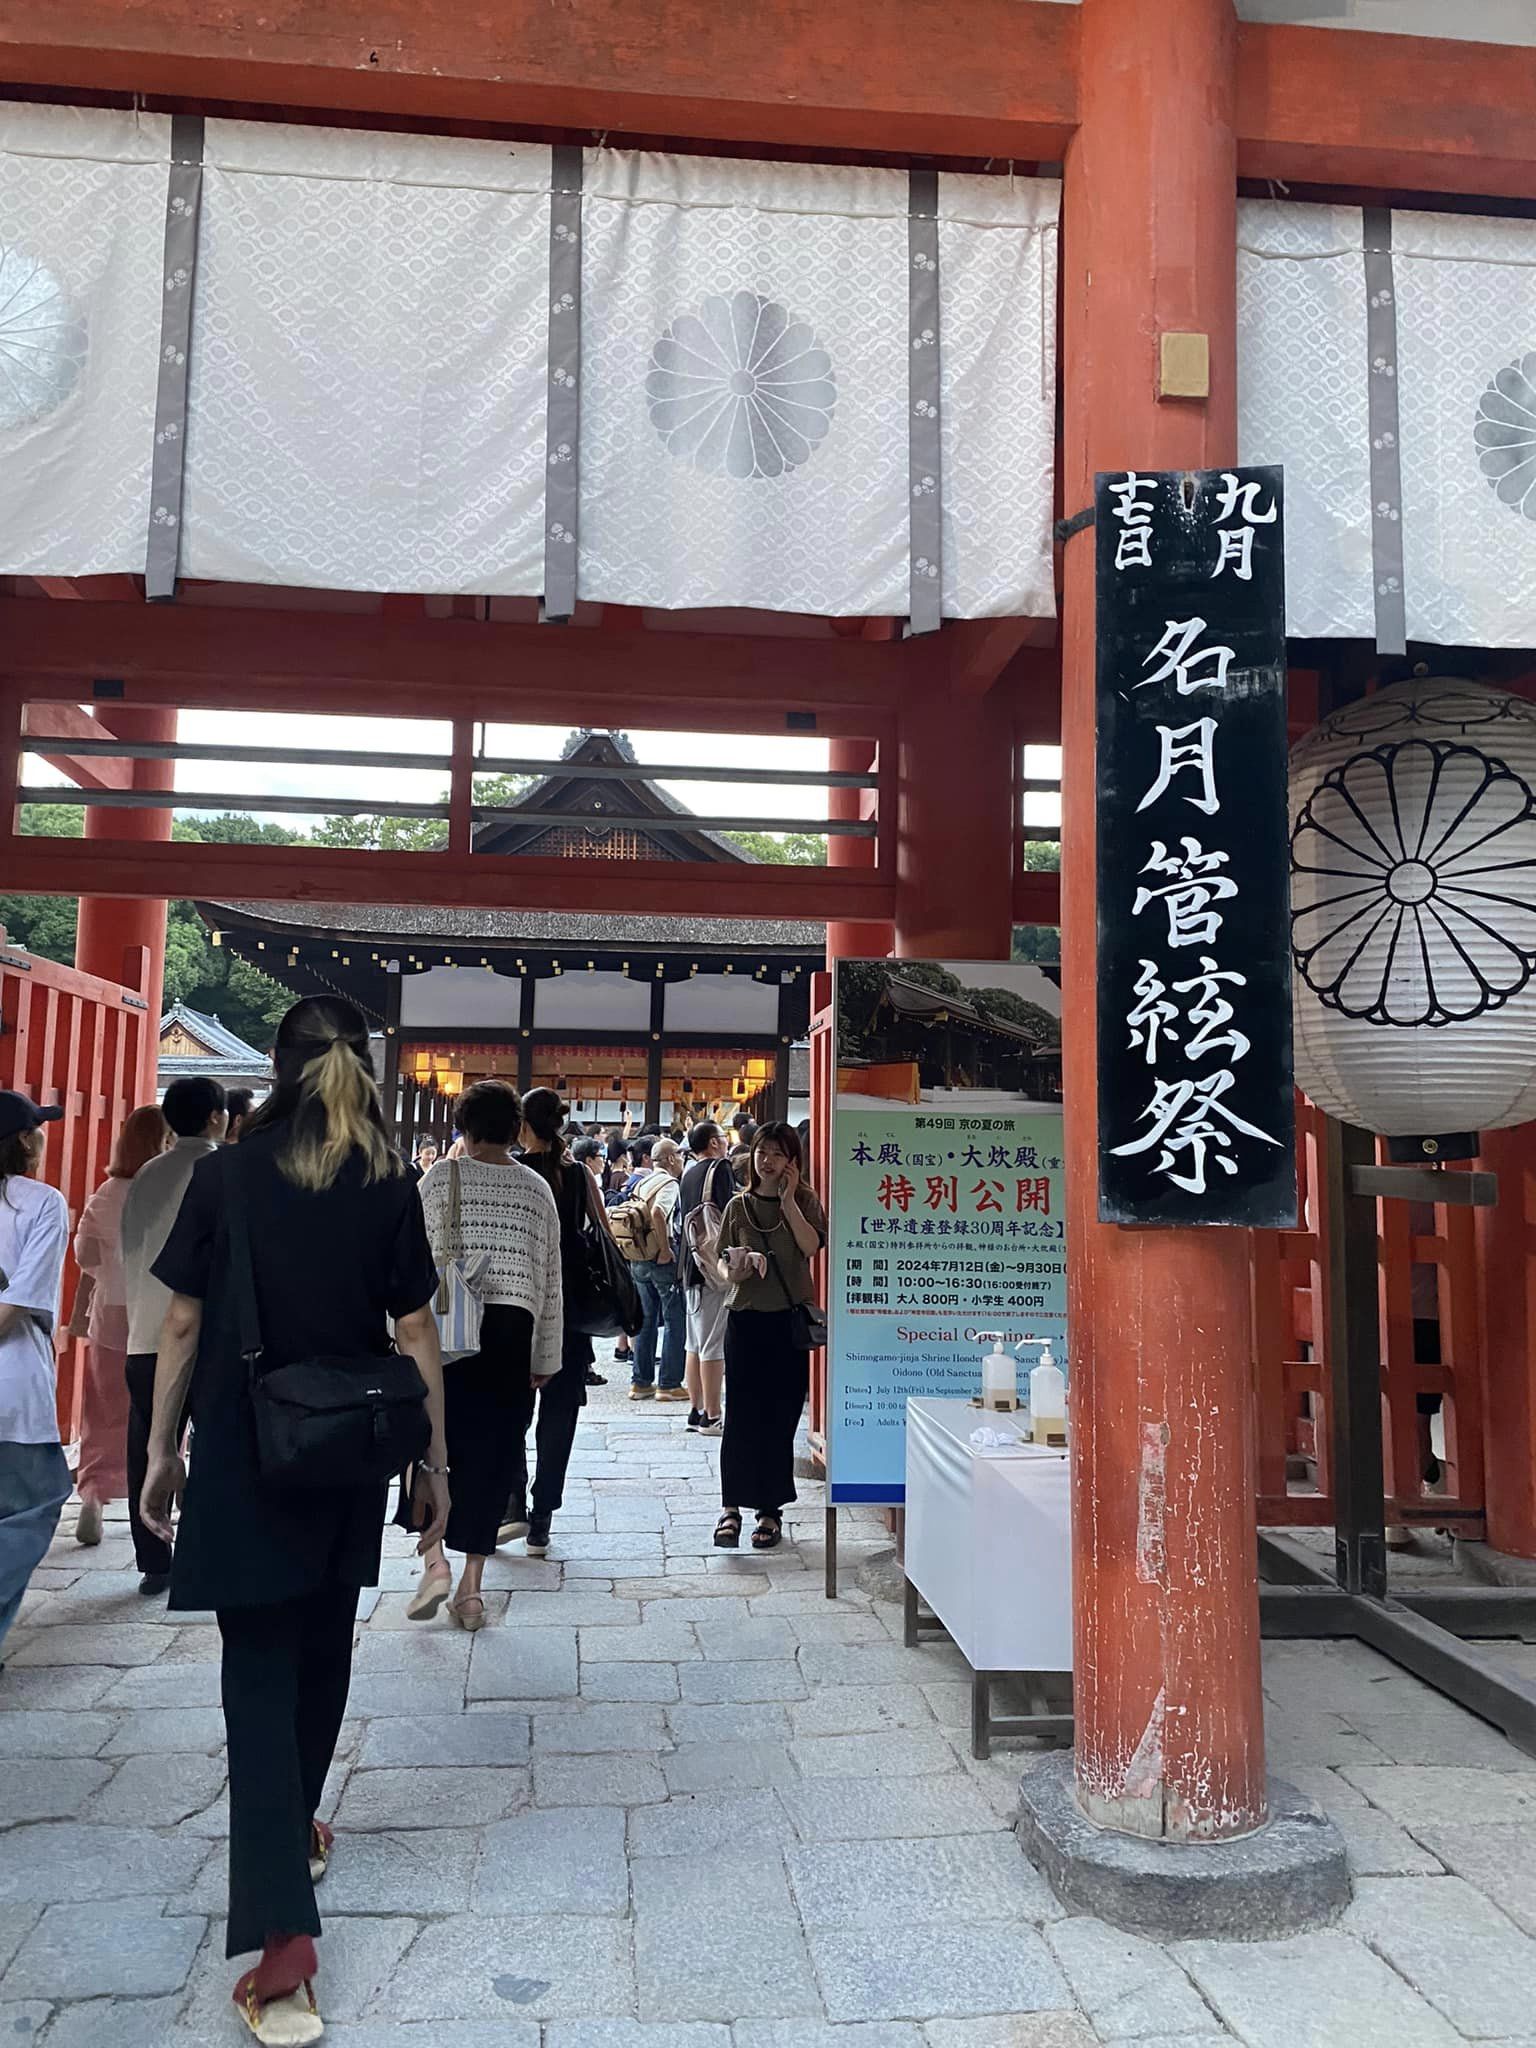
[1291,737,1536,1026]
[0,242,87,430]
[1475,354,1536,519]
[646,290,836,481]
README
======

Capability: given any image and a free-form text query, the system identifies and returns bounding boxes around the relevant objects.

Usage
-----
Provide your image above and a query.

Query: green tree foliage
[1013,838,1062,964]
[1,802,293,1047]
[896,960,966,1000]
[724,829,828,865]
[834,957,892,1059]
[969,985,1059,1044]
[0,804,84,961]
[312,812,448,852]
[314,772,534,851]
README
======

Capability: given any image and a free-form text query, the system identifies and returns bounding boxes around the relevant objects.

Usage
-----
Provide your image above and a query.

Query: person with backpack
[612,1137,686,1403]
[675,1122,735,1435]
[712,1122,826,1552]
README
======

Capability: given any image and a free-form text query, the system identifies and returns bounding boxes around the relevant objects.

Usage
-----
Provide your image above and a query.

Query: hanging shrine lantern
[1289,676,1536,1142]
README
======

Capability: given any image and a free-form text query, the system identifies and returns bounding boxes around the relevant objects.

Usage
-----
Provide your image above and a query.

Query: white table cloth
[904,1396,1072,1674]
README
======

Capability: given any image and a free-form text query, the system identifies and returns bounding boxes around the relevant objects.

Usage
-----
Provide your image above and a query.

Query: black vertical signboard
[1096,465,1296,1229]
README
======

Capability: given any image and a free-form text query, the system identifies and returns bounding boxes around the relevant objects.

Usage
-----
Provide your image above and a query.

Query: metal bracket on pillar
[1053,505,1097,545]
[1349,1164,1498,1209]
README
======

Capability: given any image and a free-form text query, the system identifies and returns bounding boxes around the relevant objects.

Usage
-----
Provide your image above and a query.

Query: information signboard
[827,957,1066,1505]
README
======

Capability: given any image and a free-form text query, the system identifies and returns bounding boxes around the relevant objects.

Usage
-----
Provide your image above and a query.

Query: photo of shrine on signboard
[1094,464,1297,1229]
[826,957,1067,1504]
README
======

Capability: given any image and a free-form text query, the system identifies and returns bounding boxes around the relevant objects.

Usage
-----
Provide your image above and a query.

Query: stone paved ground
[3,1362,1536,2046]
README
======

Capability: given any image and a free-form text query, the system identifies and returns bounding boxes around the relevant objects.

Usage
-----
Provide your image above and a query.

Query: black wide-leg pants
[217,1581,360,1958]
[720,1308,809,1515]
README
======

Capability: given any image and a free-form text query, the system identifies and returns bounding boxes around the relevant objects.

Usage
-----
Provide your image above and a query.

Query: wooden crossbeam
[0,598,904,738]
[0,834,889,922]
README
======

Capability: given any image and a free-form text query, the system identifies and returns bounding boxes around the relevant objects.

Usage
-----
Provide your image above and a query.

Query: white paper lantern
[1289,677,1536,1136]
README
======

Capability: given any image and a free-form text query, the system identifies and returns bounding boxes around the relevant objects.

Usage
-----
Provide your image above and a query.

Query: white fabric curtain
[0,102,1058,618]
[181,122,551,596]
[1395,209,1536,648]
[0,104,167,578]
[579,152,1058,619]
[1239,196,1536,649]
[1237,199,1374,640]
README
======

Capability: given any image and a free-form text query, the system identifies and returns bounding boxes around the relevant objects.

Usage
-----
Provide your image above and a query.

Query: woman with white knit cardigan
[410,1080,562,1630]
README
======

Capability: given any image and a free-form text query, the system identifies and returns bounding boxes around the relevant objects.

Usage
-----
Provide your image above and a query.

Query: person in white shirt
[70,1104,171,1546]
[120,1074,226,1593]
[0,1090,70,1662]
[411,1080,563,1629]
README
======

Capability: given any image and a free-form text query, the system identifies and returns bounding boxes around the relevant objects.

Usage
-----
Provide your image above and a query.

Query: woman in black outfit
[507,1087,601,1555]
[713,1122,826,1552]
[141,996,448,2046]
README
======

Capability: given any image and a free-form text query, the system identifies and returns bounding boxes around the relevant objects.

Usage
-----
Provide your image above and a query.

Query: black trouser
[124,1352,171,1577]
[442,1305,535,1557]
[511,1333,590,1522]
[218,1582,360,1959]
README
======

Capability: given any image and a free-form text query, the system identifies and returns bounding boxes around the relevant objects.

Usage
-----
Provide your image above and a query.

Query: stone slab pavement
[3,1362,1536,2046]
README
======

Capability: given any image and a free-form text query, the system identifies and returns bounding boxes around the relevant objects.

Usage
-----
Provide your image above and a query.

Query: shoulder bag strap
[222,1149,264,1367]
[447,1156,463,1259]
[744,1196,798,1313]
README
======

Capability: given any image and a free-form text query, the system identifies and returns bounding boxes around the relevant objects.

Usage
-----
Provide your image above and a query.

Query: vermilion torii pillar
[825,738,892,966]
[1059,0,1268,1840]
[73,705,177,1106]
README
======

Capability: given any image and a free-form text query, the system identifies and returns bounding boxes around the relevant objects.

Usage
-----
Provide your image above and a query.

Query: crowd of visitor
[0,998,824,2041]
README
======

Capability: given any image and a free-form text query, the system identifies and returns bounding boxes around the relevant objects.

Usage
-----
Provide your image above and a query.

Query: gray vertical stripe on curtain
[908,168,943,636]
[543,144,584,622]
[145,114,205,601]
[1363,206,1407,657]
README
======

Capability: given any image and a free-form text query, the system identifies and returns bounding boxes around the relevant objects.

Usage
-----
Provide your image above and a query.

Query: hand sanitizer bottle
[980,1332,1017,1410]
[1030,1340,1067,1445]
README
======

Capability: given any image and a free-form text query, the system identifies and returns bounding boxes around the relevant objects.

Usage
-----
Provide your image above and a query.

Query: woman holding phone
[712,1122,825,1552]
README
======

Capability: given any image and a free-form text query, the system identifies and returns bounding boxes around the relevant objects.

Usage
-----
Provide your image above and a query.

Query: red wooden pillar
[826,738,892,964]
[892,668,1014,960]
[73,706,176,1105]
[1061,0,1268,1839]
[1476,1124,1536,1559]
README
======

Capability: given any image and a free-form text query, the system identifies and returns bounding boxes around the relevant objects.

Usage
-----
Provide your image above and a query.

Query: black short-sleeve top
[151,1121,437,1612]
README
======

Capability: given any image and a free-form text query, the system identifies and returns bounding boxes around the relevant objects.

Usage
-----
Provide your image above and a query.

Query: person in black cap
[0,1089,70,1665]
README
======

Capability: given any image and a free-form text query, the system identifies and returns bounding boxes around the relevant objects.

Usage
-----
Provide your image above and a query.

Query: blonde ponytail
[279,1038,396,1191]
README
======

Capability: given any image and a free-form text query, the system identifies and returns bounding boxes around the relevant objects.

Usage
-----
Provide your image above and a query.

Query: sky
[25,714,1062,834]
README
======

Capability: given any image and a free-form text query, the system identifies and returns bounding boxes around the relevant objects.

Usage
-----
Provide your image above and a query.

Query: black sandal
[714,1511,742,1549]
[751,1511,783,1551]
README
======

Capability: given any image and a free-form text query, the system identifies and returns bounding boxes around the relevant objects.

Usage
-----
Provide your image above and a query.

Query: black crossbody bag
[225,1152,431,1491]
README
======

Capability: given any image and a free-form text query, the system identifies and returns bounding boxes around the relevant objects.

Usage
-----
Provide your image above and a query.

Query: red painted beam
[1236,21,1536,202]
[1012,868,1060,927]
[947,619,1054,699]
[0,835,883,922]
[0,597,905,737]
[18,703,134,792]
[0,0,1078,160]
[5,4,1532,203]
